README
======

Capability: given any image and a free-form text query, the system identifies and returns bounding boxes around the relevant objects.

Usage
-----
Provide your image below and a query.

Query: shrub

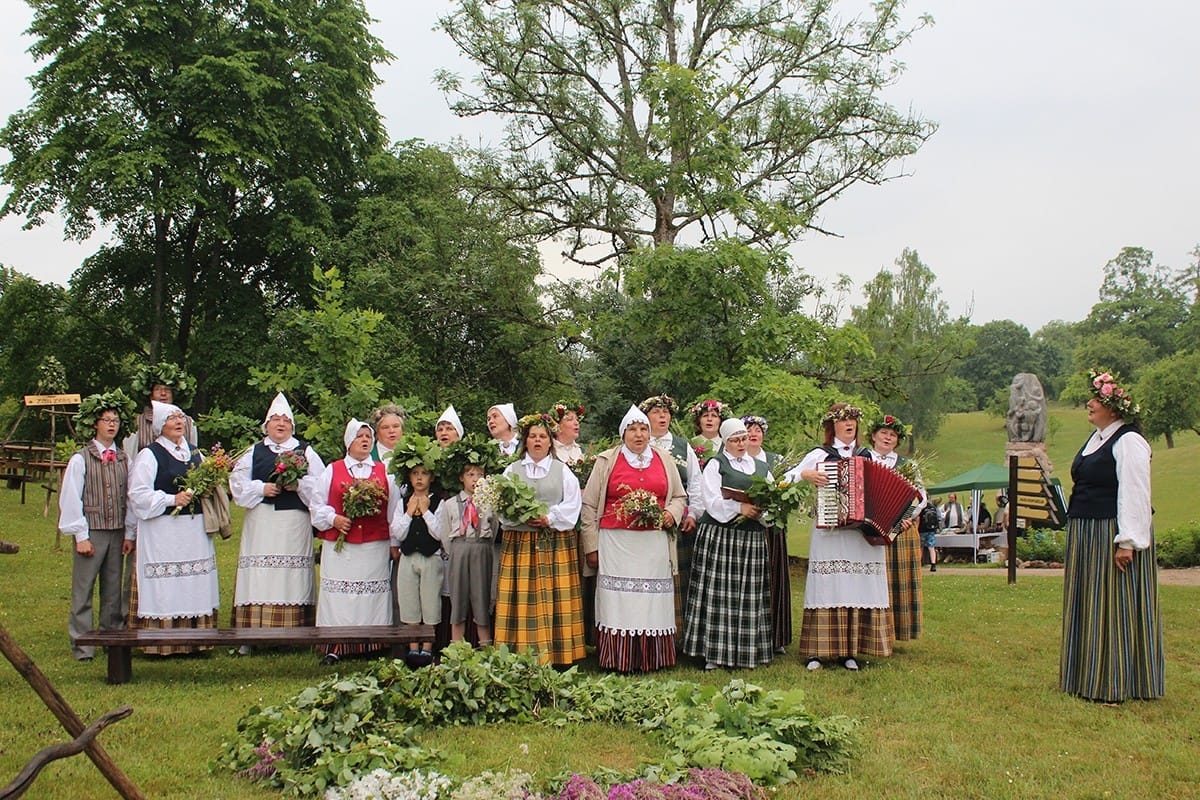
[1156,521,1200,568]
[1016,529,1066,562]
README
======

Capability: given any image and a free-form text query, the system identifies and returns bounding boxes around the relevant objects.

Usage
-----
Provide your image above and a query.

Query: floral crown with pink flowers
[1088,368,1141,421]
[687,399,732,423]
[869,414,909,440]
[550,401,586,422]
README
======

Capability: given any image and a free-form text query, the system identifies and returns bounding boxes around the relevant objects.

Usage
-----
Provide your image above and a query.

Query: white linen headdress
[437,404,464,437]
[719,418,748,440]
[618,404,650,436]
[261,392,294,433]
[151,400,184,436]
[491,403,517,428]
[343,418,373,451]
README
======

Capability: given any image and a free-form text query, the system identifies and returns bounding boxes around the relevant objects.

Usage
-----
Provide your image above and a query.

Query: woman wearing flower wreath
[868,414,926,642]
[1060,370,1162,702]
[688,398,731,467]
[309,419,403,665]
[228,393,325,653]
[550,401,587,465]
[580,405,688,672]
[788,403,893,671]
[682,417,773,671]
[493,413,586,666]
[743,414,792,654]
[126,401,219,655]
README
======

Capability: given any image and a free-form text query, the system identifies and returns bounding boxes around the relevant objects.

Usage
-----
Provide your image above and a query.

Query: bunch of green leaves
[129,361,194,406]
[473,472,548,525]
[437,433,507,492]
[217,644,859,796]
[387,433,443,486]
[743,456,806,527]
[73,388,137,442]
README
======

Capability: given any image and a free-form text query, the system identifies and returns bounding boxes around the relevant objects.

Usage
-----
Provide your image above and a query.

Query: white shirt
[1081,421,1153,550]
[620,445,652,469]
[500,454,582,531]
[497,436,519,457]
[57,440,136,542]
[229,437,326,510]
[651,432,704,521]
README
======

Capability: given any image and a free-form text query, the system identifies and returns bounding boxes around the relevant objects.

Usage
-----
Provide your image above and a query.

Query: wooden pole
[0,623,146,800]
[1007,455,1018,585]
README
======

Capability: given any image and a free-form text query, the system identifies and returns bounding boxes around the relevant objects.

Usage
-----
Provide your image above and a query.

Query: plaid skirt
[681,521,772,669]
[765,525,793,649]
[231,603,316,628]
[125,550,216,656]
[494,528,586,666]
[1060,517,1164,701]
[798,606,894,659]
[886,525,923,641]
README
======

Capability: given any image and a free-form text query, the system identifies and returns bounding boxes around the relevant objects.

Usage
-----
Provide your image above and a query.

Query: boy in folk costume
[389,434,446,665]
[58,391,137,661]
[309,419,402,665]
[229,393,325,652]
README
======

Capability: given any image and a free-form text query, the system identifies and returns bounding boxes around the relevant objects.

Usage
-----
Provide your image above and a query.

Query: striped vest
[80,443,129,530]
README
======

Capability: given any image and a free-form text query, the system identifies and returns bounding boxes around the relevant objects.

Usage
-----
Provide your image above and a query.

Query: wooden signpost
[1005,456,1067,584]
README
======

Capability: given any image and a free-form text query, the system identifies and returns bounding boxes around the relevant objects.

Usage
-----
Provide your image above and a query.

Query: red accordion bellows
[815,456,921,546]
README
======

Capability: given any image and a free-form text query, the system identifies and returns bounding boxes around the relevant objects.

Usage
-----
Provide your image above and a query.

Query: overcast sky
[1,0,1196,332]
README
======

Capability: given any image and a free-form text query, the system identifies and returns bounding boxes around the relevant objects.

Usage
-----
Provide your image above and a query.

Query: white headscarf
[490,402,517,428]
[618,404,649,437]
[261,392,294,433]
[437,404,464,437]
[719,418,748,440]
[343,418,373,452]
[151,400,184,436]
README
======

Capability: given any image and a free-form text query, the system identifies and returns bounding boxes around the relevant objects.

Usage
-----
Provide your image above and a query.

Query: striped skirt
[1060,517,1164,701]
[681,521,773,669]
[886,525,923,641]
[765,526,793,649]
[494,528,586,666]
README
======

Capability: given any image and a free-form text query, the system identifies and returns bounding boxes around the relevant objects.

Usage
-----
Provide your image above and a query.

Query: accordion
[815,456,922,546]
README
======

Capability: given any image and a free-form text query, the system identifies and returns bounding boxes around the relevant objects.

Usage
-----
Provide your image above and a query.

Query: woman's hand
[174,489,195,507]
[262,482,281,498]
[1114,546,1134,572]
[739,502,761,520]
[527,514,551,528]
[801,469,828,487]
[585,550,599,570]
[333,514,351,534]
[661,510,676,529]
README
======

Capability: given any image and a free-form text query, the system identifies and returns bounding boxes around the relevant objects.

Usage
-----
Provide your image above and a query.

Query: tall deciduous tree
[1135,351,1200,449]
[1,0,389,362]
[954,320,1042,411]
[437,0,935,260]
[1077,246,1190,359]
[849,248,970,446]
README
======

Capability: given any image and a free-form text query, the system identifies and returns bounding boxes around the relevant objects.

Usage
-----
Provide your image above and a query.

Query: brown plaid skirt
[494,528,586,666]
[885,526,923,641]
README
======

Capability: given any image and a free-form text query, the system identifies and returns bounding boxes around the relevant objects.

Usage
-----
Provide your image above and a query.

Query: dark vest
[81,443,129,530]
[252,441,310,512]
[699,450,769,531]
[399,494,443,557]
[1068,425,1139,519]
[821,444,872,461]
[148,442,202,516]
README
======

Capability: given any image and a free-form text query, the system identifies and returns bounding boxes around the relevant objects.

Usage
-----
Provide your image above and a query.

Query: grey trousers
[70,528,125,659]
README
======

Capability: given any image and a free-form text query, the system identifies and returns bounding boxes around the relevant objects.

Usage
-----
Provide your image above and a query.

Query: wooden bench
[76,624,435,684]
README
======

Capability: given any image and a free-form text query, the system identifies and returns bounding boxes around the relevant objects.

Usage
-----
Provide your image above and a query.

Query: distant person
[993,493,1009,532]
[1060,370,1162,702]
[941,494,966,530]
[918,501,940,572]
[972,500,992,533]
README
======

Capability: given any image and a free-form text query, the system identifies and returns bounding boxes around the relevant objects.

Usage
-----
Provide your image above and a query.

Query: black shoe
[930,564,937,572]
[320,653,339,666]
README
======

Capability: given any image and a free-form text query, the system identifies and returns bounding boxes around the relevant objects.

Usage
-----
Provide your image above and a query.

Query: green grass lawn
[2,415,1198,799]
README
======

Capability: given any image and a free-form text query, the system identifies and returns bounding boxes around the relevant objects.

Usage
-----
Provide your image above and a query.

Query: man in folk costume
[308,419,402,665]
[434,405,464,448]
[126,401,219,655]
[486,403,520,456]
[121,362,198,625]
[638,394,704,640]
[229,393,325,653]
[58,391,137,661]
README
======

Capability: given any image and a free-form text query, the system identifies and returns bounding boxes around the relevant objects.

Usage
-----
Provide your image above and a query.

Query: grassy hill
[918,403,1199,532]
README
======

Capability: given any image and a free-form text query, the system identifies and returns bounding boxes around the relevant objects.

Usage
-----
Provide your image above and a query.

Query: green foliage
[1155,522,1200,568]
[954,320,1044,411]
[1077,247,1191,359]
[0,270,68,399]
[1134,351,1200,448]
[438,0,934,254]
[387,434,444,486]
[940,376,978,413]
[197,409,261,453]
[1016,529,1066,562]
[217,644,859,795]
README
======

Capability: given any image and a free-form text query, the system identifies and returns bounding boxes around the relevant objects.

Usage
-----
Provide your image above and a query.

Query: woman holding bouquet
[682,417,773,671]
[229,393,325,650]
[869,415,925,642]
[494,413,586,666]
[309,419,402,665]
[126,401,219,654]
[788,403,893,672]
[580,405,687,672]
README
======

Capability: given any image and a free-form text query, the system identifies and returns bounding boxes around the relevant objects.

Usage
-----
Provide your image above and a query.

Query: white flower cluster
[471,475,502,514]
[323,768,452,800]
[452,769,537,800]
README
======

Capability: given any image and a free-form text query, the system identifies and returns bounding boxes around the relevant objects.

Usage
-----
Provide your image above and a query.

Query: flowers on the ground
[322,768,452,800]
[272,450,309,488]
[173,443,237,514]
[614,484,665,530]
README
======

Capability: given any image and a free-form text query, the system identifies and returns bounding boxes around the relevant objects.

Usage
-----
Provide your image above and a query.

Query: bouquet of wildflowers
[472,473,548,526]
[173,443,238,514]
[742,456,806,527]
[272,450,308,488]
[336,478,387,551]
[691,437,718,468]
[614,484,665,530]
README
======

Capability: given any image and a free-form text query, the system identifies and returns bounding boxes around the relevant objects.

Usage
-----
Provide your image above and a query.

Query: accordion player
[813,456,921,546]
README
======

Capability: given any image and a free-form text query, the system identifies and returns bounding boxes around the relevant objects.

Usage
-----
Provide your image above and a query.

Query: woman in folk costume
[580,405,687,672]
[309,419,402,665]
[228,393,325,651]
[743,414,792,654]
[1060,370,1162,702]
[493,413,586,666]
[486,402,520,457]
[868,414,925,643]
[688,398,732,467]
[550,401,586,464]
[126,401,219,655]
[434,405,464,448]
[370,403,406,465]
[789,403,893,672]
[682,417,773,671]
